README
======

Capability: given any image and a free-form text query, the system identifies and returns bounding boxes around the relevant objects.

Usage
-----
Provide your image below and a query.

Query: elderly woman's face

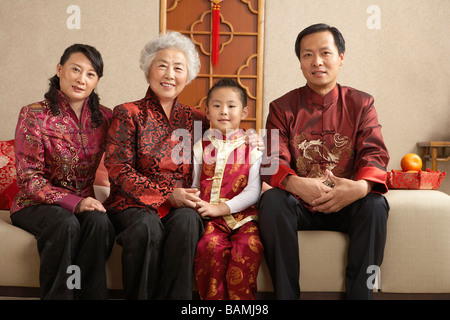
[148,48,188,107]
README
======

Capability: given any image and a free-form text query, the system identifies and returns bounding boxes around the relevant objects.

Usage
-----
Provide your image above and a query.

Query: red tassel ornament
[210,0,223,66]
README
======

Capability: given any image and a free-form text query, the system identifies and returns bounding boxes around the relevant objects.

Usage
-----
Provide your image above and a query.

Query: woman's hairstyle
[206,78,247,108]
[44,44,104,127]
[295,23,346,60]
[139,31,200,84]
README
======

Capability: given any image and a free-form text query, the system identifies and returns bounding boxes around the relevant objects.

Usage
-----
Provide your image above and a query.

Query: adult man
[258,23,390,299]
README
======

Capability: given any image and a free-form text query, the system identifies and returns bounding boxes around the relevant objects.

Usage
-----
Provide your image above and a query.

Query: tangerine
[401,153,422,172]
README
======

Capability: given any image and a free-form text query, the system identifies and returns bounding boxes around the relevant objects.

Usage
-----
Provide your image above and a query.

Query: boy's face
[206,87,249,135]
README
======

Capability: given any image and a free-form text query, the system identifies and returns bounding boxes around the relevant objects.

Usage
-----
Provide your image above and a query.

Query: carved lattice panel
[160,0,265,131]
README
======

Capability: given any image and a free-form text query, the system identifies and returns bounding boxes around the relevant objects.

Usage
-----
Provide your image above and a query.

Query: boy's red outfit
[194,129,263,299]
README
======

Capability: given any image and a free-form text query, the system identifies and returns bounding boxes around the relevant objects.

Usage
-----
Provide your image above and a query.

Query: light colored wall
[0,0,159,140]
[1,0,449,194]
[263,0,450,194]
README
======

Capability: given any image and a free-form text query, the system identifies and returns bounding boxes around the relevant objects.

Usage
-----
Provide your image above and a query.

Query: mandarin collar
[208,128,246,142]
[305,84,339,110]
[56,89,89,114]
[144,86,180,110]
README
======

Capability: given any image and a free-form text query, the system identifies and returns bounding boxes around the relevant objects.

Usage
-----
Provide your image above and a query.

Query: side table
[417,141,450,171]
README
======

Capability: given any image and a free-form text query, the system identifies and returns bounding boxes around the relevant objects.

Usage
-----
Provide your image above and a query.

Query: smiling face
[147,48,188,109]
[56,52,99,109]
[299,30,345,96]
[206,86,249,135]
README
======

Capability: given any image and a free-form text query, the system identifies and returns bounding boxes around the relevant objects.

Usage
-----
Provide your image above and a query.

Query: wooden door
[160,0,265,131]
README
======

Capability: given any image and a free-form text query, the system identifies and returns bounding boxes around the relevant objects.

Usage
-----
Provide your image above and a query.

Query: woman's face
[147,48,188,108]
[56,52,99,108]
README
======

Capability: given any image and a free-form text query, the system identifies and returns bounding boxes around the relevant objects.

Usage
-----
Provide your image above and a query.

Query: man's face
[299,30,344,96]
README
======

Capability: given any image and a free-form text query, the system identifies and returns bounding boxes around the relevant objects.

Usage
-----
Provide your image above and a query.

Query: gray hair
[139,31,200,84]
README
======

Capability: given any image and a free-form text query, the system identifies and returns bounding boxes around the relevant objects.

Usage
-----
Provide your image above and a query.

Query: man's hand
[311,173,373,213]
[281,174,332,206]
[75,197,106,214]
[168,188,201,209]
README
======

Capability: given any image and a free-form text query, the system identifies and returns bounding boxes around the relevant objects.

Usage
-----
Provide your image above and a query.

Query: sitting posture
[193,78,264,300]
[258,23,390,300]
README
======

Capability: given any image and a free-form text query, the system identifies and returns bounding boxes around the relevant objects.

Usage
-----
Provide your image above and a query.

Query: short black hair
[295,23,346,60]
[206,78,247,108]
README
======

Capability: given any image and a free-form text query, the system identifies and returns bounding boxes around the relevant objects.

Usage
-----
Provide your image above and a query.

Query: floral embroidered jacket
[103,87,208,217]
[11,90,112,214]
[261,84,390,194]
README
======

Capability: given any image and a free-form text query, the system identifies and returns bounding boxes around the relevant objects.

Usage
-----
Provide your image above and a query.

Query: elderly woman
[103,32,209,300]
[11,44,115,299]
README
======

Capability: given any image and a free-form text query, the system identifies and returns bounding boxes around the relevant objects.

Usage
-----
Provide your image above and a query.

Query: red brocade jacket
[11,90,112,214]
[103,87,208,217]
[261,84,390,195]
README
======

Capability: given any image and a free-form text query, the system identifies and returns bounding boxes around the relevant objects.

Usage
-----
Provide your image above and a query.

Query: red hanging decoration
[210,0,223,66]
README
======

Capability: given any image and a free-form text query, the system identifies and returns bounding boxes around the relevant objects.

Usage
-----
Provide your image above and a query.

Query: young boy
[193,78,263,300]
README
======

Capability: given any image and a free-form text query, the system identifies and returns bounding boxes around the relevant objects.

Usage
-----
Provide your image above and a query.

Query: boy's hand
[196,200,230,218]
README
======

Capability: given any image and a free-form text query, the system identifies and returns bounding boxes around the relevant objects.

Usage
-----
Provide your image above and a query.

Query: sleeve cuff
[355,167,388,194]
[59,194,83,213]
[269,164,297,189]
[157,200,172,218]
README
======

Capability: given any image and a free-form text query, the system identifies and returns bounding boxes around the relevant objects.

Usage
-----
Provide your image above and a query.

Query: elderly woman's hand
[168,188,201,209]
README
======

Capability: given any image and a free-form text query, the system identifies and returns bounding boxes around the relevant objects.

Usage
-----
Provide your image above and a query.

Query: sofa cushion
[0,140,19,210]
[298,230,348,292]
[0,210,40,287]
[382,190,450,293]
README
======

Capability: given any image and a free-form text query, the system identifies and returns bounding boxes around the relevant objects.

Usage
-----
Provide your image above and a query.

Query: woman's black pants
[108,207,204,300]
[11,205,115,300]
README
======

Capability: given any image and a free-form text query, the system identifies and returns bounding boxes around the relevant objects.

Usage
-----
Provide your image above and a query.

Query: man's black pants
[257,188,389,300]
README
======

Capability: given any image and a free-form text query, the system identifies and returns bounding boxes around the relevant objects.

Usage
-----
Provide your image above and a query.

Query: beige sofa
[1,185,450,299]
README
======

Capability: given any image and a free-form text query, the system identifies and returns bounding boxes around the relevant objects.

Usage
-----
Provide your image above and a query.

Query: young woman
[11,44,115,300]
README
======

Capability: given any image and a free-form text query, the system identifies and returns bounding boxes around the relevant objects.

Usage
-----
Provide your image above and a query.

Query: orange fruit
[401,153,422,172]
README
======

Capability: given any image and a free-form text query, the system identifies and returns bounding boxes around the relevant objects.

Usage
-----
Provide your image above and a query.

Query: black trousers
[257,188,389,300]
[11,205,115,300]
[108,207,204,300]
